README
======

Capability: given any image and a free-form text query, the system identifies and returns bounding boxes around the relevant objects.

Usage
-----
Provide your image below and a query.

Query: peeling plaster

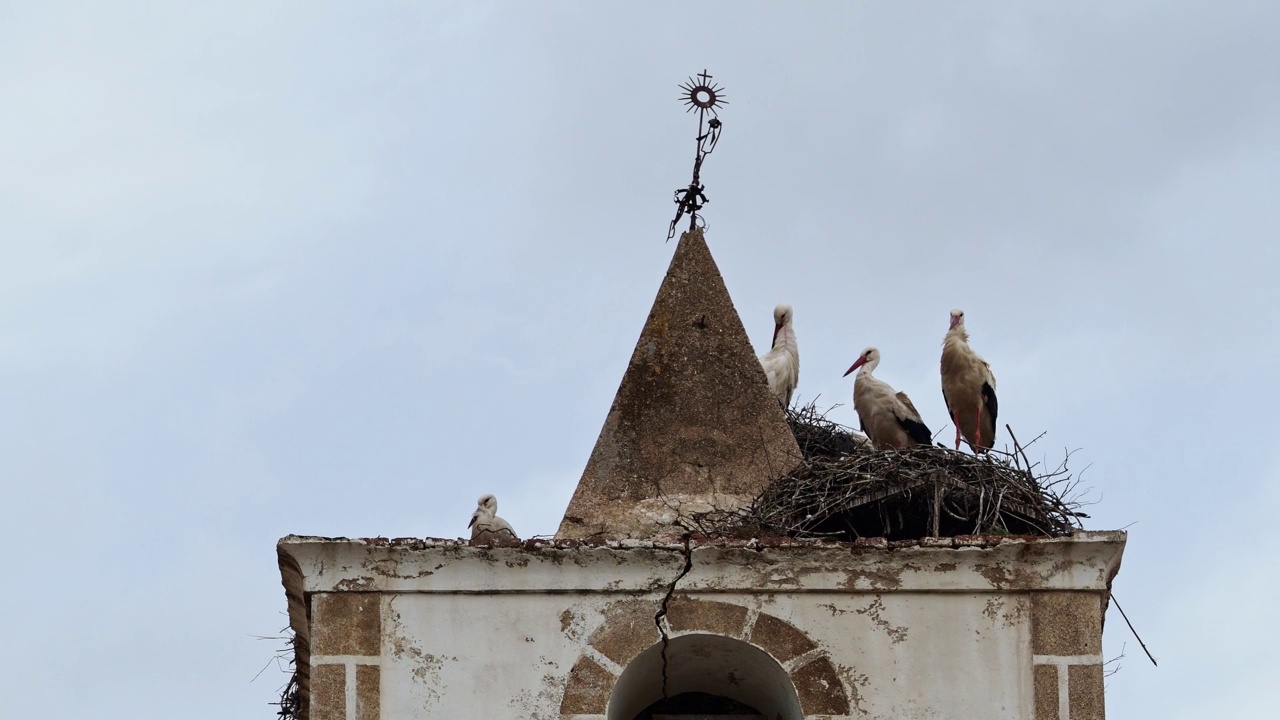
[384,604,446,708]
[854,596,909,644]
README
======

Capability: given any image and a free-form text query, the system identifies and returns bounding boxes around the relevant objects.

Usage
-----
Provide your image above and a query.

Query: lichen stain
[983,596,1004,622]
[1000,595,1029,628]
[976,562,1023,588]
[369,558,434,580]
[841,565,906,590]
[557,608,587,649]
[819,602,849,617]
[513,660,564,719]
[334,576,375,591]
[385,606,445,706]
[839,666,872,716]
[979,557,1076,589]
[854,595,909,644]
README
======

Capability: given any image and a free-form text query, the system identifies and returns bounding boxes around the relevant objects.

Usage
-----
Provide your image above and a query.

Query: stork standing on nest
[940,308,998,453]
[844,347,933,450]
[468,493,517,545]
[759,303,799,407]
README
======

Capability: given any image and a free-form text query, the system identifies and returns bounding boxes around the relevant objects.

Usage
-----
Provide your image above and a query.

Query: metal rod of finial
[667,70,727,241]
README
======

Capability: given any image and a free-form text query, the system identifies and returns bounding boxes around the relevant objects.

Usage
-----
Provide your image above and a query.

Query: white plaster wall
[379,592,630,719]
[281,533,1123,720]
[373,590,1030,719]
[709,592,1033,719]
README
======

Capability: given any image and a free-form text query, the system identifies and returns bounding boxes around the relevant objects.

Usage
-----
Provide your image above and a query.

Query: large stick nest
[686,402,1090,541]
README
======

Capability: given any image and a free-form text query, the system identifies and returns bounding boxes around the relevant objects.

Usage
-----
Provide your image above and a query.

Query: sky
[1,1,1276,717]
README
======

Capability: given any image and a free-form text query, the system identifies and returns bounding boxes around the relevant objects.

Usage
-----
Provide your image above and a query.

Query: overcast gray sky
[2,2,1276,717]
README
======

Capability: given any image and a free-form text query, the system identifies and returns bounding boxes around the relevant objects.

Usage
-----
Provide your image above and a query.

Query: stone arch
[558,596,850,717]
[608,633,800,719]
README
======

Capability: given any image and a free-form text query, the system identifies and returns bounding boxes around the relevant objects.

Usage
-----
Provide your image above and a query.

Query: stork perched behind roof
[468,493,518,545]
[759,303,799,406]
[940,308,998,453]
[844,347,933,450]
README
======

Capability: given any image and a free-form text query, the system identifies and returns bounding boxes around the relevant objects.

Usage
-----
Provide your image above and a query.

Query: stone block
[791,657,849,715]
[559,656,615,715]
[747,612,816,663]
[313,593,382,656]
[666,596,749,637]
[1069,664,1104,720]
[310,664,345,720]
[1034,664,1058,720]
[589,600,661,666]
[1031,592,1101,656]
[355,665,379,720]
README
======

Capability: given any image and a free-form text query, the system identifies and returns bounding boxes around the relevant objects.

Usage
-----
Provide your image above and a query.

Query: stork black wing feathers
[898,416,934,447]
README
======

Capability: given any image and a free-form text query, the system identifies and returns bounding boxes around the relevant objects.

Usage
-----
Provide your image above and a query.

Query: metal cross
[667,70,728,241]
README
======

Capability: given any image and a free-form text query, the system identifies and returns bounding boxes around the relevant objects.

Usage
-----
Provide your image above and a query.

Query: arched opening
[606,633,803,720]
[633,691,763,717]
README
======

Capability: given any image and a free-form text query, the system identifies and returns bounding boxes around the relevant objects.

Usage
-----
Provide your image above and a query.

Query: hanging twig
[1110,592,1158,667]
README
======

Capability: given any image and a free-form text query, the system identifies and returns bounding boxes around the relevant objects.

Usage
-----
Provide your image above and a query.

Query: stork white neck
[947,309,970,342]
[772,321,796,352]
[858,355,879,376]
[770,304,796,352]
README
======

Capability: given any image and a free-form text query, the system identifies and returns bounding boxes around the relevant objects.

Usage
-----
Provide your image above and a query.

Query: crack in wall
[654,533,693,701]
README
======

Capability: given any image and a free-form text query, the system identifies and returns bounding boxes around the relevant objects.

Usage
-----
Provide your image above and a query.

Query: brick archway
[559,596,850,718]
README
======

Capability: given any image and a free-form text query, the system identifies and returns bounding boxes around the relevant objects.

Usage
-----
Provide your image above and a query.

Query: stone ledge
[277,531,1125,594]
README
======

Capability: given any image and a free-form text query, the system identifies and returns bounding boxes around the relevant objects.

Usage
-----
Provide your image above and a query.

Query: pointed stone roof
[556,228,802,540]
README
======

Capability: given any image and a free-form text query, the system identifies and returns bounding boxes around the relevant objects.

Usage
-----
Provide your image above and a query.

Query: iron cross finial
[667,71,728,241]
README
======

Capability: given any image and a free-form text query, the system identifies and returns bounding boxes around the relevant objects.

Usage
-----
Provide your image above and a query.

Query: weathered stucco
[556,227,802,540]
[279,531,1124,720]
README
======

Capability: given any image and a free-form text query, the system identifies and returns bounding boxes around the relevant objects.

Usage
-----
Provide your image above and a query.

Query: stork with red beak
[940,308,998,453]
[759,303,799,407]
[843,347,933,450]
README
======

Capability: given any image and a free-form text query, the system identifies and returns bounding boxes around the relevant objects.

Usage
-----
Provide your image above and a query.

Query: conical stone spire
[556,228,802,540]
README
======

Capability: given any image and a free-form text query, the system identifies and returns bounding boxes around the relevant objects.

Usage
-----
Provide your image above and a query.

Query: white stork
[940,308,998,453]
[759,303,799,406]
[468,493,518,545]
[844,347,934,450]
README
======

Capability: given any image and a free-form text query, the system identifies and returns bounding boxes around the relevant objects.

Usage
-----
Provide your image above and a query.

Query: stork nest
[684,402,1091,541]
[267,628,300,720]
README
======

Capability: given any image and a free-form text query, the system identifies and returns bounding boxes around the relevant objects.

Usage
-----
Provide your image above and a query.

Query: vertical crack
[654,533,693,701]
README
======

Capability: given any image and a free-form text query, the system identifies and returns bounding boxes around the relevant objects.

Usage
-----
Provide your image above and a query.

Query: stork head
[843,346,880,377]
[771,303,793,347]
[773,303,793,326]
[949,308,965,330]
[469,493,498,528]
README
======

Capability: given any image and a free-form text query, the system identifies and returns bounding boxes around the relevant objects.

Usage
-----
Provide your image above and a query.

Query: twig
[1006,424,1034,473]
[1110,593,1157,667]
[1104,643,1126,679]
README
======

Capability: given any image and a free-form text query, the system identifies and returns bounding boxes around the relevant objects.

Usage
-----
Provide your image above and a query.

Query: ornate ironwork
[668,70,727,241]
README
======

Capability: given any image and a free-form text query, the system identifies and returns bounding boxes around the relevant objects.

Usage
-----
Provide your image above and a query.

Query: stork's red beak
[771,323,782,348]
[844,357,867,377]
[950,315,960,329]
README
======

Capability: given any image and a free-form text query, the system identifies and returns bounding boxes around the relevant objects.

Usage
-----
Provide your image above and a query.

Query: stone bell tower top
[556,227,801,540]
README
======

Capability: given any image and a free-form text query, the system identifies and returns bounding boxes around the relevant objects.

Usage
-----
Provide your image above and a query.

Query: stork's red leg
[952,411,962,450]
